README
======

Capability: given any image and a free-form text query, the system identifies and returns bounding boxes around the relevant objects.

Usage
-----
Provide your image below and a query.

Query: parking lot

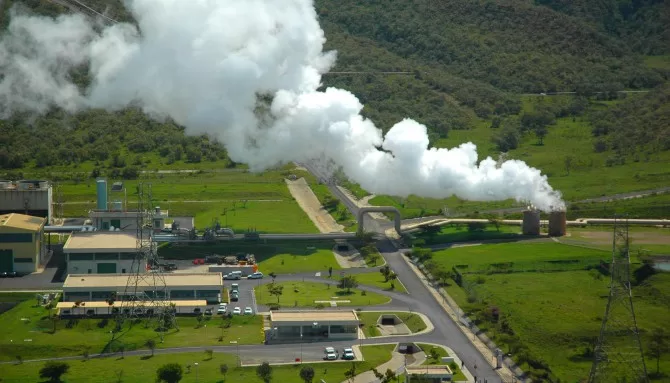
[223,279,258,315]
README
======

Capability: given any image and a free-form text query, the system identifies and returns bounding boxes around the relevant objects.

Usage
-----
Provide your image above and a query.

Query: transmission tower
[115,183,177,342]
[588,217,648,383]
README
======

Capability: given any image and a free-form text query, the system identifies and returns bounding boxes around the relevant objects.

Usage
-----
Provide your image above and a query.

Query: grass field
[0,344,396,383]
[412,224,522,245]
[357,312,426,337]
[158,240,342,274]
[329,271,407,293]
[415,343,466,381]
[256,282,390,308]
[55,169,321,233]
[429,242,611,272]
[446,270,670,382]
[0,300,263,362]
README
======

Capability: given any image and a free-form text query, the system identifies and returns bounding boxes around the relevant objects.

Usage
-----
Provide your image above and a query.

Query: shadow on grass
[140,355,153,360]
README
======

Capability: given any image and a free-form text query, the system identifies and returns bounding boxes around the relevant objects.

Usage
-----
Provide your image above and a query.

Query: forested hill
[0,0,668,181]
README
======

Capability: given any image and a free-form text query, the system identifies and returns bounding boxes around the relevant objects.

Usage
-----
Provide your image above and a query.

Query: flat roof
[270,310,359,323]
[63,273,223,289]
[64,232,149,252]
[56,300,208,308]
[0,213,45,232]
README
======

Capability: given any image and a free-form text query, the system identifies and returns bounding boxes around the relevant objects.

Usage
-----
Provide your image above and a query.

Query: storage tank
[522,210,541,236]
[548,211,567,237]
[96,179,108,210]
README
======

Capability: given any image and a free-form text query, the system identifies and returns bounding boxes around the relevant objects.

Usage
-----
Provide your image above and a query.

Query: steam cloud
[0,0,565,211]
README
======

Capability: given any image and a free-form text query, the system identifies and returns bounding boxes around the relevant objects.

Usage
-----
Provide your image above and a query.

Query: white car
[247,272,264,279]
[244,307,253,315]
[217,306,227,315]
[342,347,355,360]
[325,352,338,360]
[232,307,242,315]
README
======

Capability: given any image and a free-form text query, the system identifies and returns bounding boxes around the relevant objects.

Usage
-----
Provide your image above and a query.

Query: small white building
[268,310,360,343]
[89,207,168,232]
[64,231,152,275]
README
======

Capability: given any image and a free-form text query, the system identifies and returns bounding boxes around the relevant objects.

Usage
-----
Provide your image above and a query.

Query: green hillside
[1,0,669,213]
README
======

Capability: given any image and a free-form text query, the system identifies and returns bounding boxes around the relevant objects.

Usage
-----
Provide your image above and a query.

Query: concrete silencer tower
[522,209,541,236]
[548,210,567,237]
[96,179,107,211]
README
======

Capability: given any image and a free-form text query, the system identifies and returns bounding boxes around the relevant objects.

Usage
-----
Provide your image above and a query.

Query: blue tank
[96,179,108,210]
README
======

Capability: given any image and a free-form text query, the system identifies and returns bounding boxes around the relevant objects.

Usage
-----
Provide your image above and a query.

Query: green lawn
[0,344,396,383]
[412,224,522,245]
[256,282,390,308]
[357,312,427,337]
[561,226,670,255]
[158,240,342,274]
[430,242,611,272]
[415,343,466,381]
[330,272,407,293]
[0,300,263,362]
[446,271,670,382]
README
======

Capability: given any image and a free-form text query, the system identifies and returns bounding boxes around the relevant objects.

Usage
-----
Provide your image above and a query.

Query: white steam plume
[0,0,565,211]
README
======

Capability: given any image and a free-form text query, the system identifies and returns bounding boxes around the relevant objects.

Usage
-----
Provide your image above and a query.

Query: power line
[323,71,413,75]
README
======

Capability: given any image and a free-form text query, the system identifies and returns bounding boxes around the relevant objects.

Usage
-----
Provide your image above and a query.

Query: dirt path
[285,178,343,233]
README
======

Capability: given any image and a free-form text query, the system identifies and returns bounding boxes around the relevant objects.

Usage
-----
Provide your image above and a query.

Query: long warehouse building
[62,273,224,304]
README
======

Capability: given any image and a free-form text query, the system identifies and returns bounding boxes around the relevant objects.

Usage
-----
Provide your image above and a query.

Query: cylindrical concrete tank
[548,211,567,237]
[96,179,108,210]
[522,210,541,235]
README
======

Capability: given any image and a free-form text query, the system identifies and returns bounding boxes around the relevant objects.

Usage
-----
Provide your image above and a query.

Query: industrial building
[267,311,360,343]
[61,272,223,304]
[0,180,52,224]
[64,231,152,275]
[55,299,208,316]
[0,213,47,273]
[89,179,168,232]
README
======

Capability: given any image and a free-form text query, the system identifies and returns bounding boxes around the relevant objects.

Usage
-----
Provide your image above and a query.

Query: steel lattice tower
[115,183,177,342]
[588,217,648,383]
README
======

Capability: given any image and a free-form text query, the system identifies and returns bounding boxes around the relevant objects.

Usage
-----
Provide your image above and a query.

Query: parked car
[217,307,227,315]
[232,307,242,315]
[204,308,212,316]
[223,273,241,280]
[324,347,338,360]
[244,307,253,315]
[247,272,264,279]
[342,347,355,360]
[230,292,239,302]
[231,283,239,292]
[192,258,205,265]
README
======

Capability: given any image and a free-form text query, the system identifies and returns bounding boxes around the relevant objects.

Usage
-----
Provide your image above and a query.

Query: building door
[0,249,13,272]
[111,219,121,229]
[96,263,117,273]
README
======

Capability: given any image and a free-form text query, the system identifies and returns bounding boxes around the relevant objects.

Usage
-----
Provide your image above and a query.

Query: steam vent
[548,210,567,237]
[522,209,541,236]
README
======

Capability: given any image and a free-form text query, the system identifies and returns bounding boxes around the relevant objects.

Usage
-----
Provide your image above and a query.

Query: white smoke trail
[0,0,565,211]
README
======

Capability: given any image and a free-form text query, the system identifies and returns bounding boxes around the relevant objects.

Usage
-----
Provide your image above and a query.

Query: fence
[414,259,527,383]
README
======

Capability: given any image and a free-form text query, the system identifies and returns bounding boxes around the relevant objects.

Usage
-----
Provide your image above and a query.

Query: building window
[14,257,33,263]
[69,253,94,261]
[170,290,195,299]
[0,233,32,243]
[111,219,121,228]
[196,290,220,298]
[87,269,92,274]
[122,269,126,273]
[95,253,118,261]
[102,222,110,230]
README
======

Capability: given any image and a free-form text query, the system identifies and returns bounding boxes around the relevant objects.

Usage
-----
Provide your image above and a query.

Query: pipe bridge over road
[357,206,402,236]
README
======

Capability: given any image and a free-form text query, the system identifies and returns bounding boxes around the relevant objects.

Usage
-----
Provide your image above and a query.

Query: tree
[220,363,229,379]
[39,361,70,382]
[145,339,156,357]
[380,265,391,281]
[338,275,359,293]
[420,225,441,239]
[387,272,398,289]
[328,267,333,278]
[299,366,315,383]
[268,272,277,282]
[368,253,380,266]
[344,363,357,382]
[429,347,440,362]
[256,361,273,383]
[647,328,669,375]
[205,349,214,360]
[564,155,574,175]
[485,214,501,232]
[356,230,375,244]
[156,363,183,383]
[534,125,548,145]
[267,283,284,304]
[433,268,451,286]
